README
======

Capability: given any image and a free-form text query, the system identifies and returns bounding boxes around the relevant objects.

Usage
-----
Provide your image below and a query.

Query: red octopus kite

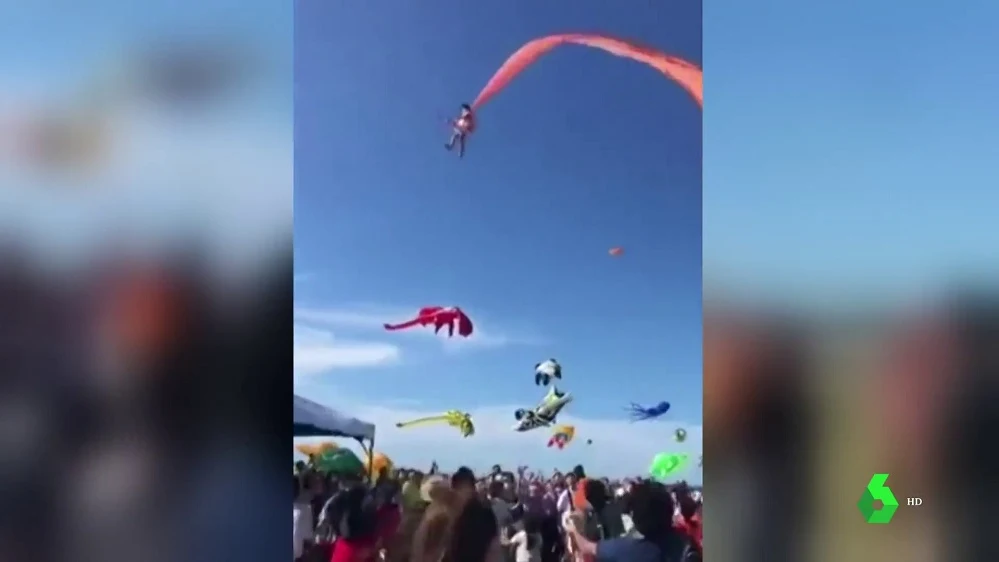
[383,306,473,338]
[471,33,702,111]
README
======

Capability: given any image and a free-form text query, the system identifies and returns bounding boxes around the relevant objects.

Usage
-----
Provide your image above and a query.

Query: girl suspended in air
[444,103,475,158]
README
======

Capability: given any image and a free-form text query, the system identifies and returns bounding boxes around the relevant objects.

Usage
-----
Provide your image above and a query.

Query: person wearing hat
[387,474,453,562]
[401,471,425,511]
[410,474,459,562]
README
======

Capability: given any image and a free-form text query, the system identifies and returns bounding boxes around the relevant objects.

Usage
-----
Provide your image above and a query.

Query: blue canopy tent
[294,394,376,476]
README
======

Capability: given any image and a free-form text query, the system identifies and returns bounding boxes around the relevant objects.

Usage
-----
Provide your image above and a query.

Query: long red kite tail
[383,318,422,331]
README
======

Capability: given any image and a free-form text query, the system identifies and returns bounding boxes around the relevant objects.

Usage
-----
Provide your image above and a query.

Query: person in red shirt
[330,533,377,562]
[374,494,402,560]
[672,513,701,551]
[331,485,403,562]
[672,489,702,552]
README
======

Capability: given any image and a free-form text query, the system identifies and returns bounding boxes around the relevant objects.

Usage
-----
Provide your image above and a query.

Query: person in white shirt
[556,474,581,561]
[293,477,314,561]
[293,507,304,560]
[555,485,573,515]
[556,481,576,561]
[504,514,542,562]
[556,470,584,515]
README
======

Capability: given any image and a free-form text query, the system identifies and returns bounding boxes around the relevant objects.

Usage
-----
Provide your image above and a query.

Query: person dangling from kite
[444,103,475,158]
[383,306,473,338]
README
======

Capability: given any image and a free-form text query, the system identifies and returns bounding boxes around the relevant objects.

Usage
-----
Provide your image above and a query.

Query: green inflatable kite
[649,452,689,482]
[313,448,364,475]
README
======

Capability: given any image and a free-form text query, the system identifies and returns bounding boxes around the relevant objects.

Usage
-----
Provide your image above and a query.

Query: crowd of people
[293,462,702,562]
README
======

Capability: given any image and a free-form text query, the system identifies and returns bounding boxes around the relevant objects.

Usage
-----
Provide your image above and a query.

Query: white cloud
[295,308,388,329]
[294,342,400,373]
[294,322,400,374]
[296,402,702,482]
[438,326,536,352]
[294,305,542,351]
[0,101,291,277]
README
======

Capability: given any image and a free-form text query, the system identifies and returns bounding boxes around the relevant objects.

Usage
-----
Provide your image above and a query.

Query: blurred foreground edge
[703,292,999,562]
[0,246,293,562]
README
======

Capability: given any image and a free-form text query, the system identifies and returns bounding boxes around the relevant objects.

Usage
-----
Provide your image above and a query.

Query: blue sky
[9,0,994,483]
[293,0,702,478]
[0,0,291,270]
[704,0,999,304]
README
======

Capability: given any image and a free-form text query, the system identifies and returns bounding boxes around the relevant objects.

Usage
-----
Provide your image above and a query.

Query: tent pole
[358,436,375,485]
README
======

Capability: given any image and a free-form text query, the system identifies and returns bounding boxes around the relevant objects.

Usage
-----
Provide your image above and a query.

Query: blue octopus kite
[626,401,671,421]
